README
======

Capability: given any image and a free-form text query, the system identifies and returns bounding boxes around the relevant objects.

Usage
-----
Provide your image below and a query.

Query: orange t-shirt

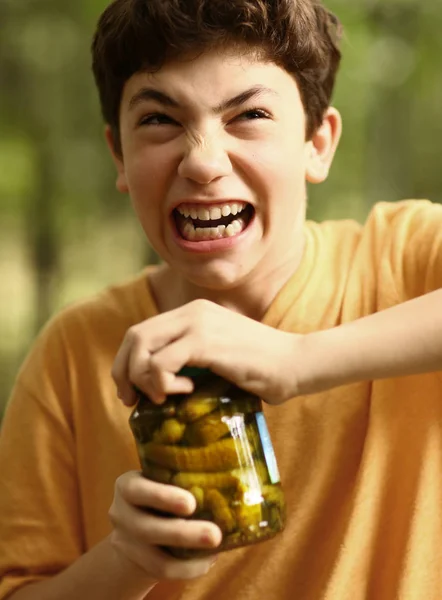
[1,200,442,600]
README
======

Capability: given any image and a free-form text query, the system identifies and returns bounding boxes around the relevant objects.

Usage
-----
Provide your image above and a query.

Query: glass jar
[129,368,285,559]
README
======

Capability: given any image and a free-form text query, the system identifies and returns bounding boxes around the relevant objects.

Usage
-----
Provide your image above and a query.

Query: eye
[139,113,179,127]
[234,108,271,122]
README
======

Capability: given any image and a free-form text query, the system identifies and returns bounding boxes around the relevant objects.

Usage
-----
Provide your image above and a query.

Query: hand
[112,299,302,406]
[108,471,222,582]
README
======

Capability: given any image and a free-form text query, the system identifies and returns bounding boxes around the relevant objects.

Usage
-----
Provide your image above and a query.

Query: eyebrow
[128,85,278,113]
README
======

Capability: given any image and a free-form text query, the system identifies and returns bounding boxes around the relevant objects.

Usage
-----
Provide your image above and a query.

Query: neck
[149,235,306,321]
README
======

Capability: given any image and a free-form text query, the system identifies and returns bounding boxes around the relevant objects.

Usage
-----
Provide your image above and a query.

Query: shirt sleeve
[0,318,84,599]
[364,200,442,305]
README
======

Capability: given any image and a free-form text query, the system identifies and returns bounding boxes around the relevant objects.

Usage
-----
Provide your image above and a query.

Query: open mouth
[173,202,255,242]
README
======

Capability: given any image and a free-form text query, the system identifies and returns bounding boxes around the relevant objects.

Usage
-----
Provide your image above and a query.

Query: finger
[134,377,163,405]
[131,310,190,354]
[113,475,222,551]
[147,547,219,581]
[131,510,222,550]
[113,315,185,405]
[126,326,192,401]
[114,539,218,581]
[112,333,140,406]
[119,475,197,517]
[111,493,222,551]
[128,371,194,405]
[149,373,195,403]
[148,336,208,394]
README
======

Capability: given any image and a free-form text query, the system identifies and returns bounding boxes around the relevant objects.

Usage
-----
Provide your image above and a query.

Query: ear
[104,126,129,194]
[305,107,342,184]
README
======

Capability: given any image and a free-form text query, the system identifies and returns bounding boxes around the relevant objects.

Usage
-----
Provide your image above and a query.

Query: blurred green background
[1,0,442,418]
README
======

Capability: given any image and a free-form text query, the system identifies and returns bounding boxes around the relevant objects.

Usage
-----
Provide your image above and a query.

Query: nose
[177,134,232,184]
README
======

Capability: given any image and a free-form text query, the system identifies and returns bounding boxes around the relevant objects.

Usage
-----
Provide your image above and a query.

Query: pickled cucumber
[205,489,236,534]
[177,379,230,422]
[172,471,239,490]
[144,437,240,471]
[141,461,172,484]
[152,419,186,444]
[233,501,262,531]
[189,486,205,512]
[185,410,230,445]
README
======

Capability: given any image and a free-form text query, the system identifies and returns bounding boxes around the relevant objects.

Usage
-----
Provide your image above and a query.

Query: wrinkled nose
[178,135,232,184]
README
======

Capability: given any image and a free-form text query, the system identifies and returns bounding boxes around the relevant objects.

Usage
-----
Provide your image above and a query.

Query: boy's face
[108,47,339,290]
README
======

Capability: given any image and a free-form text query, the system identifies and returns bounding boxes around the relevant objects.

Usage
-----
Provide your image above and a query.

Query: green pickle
[129,368,286,559]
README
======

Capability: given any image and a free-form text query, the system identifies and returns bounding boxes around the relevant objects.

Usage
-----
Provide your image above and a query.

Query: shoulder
[308,200,442,311]
[305,214,363,267]
[360,199,442,301]
[16,269,158,389]
[52,268,156,339]
[363,199,441,230]
[361,199,442,262]
[324,199,442,262]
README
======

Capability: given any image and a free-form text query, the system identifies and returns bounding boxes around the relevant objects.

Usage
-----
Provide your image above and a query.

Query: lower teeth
[181,218,245,241]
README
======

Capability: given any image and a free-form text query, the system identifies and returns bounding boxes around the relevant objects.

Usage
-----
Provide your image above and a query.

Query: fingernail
[152,394,166,406]
[118,391,135,407]
[117,389,128,404]
[201,530,217,547]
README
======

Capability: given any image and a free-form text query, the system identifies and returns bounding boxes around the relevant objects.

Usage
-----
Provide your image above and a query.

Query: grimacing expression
[107,48,339,289]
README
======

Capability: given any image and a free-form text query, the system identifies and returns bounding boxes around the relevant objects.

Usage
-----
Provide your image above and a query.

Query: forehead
[120,47,302,112]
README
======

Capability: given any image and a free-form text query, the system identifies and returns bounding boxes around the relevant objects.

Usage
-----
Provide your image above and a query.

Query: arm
[0,318,220,600]
[111,292,442,408]
[7,471,220,600]
[299,289,442,395]
[8,536,157,600]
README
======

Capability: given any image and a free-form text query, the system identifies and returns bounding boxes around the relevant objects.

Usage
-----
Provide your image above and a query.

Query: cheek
[123,165,161,238]
[250,140,307,196]
[247,139,307,233]
[125,148,173,208]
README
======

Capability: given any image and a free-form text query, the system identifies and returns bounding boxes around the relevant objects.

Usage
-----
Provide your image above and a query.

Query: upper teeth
[176,202,247,221]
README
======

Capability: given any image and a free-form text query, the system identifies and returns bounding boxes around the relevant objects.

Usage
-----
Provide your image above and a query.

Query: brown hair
[92,0,342,154]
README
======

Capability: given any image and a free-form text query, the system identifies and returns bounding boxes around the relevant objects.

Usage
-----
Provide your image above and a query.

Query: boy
[1,0,442,598]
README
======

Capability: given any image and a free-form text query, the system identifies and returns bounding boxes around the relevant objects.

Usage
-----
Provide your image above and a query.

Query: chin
[181,261,253,292]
